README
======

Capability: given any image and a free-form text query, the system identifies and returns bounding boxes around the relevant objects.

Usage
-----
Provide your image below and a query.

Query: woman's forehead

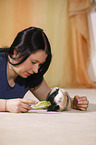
[29,50,47,63]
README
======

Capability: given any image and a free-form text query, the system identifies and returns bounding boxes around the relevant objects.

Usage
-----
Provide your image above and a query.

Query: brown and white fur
[46,87,71,112]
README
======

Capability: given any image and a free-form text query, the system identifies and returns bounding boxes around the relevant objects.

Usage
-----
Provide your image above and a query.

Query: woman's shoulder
[0,48,7,64]
[0,48,6,54]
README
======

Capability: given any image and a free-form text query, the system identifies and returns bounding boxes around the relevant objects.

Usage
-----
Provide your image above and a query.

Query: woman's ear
[8,49,19,64]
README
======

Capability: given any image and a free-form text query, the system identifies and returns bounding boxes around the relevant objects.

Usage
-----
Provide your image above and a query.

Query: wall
[0,0,95,88]
[88,10,96,82]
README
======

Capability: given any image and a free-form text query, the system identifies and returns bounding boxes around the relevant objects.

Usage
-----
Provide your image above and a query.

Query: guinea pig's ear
[46,88,59,101]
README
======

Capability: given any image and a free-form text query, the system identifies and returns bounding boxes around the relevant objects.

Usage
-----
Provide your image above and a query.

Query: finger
[21,99,37,104]
[77,104,88,108]
[21,103,31,110]
[74,96,80,100]
[79,107,87,111]
[74,96,82,102]
[78,100,89,105]
[74,105,88,111]
[20,107,28,113]
[74,96,88,102]
[76,104,89,111]
[77,102,89,110]
[78,96,87,101]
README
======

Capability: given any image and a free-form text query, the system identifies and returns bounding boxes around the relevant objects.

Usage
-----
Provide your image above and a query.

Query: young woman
[0,27,89,113]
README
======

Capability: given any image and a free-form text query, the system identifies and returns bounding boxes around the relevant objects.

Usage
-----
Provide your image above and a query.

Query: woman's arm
[0,79,50,113]
[30,79,51,101]
[0,99,6,111]
[0,98,36,113]
[30,81,89,111]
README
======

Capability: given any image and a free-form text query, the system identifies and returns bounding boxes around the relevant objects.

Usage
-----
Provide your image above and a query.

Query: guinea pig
[46,87,71,112]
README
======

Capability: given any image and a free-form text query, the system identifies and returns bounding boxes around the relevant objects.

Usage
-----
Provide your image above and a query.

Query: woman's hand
[73,96,89,111]
[6,98,36,113]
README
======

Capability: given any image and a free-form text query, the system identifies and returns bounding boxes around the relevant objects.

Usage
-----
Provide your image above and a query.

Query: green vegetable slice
[33,101,51,109]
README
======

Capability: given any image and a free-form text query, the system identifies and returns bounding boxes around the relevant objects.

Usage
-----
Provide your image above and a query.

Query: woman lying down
[0,27,89,113]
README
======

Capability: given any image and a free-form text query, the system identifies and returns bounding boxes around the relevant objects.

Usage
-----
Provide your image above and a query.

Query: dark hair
[2,27,52,78]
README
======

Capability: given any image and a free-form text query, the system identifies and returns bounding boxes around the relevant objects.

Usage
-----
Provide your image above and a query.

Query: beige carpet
[0,89,96,145]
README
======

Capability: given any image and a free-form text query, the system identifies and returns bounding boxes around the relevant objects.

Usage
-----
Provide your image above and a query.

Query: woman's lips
[25,72,32,76]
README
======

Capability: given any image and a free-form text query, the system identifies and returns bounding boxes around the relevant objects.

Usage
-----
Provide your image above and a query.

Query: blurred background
[0,0,96,88]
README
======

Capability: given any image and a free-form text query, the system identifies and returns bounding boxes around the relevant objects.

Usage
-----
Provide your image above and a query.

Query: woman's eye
[32,61,36,64]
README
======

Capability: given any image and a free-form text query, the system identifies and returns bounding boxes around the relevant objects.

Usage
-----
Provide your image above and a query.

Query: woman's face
[10,50,47,78]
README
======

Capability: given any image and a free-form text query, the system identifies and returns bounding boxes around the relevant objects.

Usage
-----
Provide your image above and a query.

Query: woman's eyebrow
[32,60,39,62]
[32,59,45,64]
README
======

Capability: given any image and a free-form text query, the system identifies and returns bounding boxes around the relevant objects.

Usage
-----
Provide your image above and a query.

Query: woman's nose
[33,64,39,73]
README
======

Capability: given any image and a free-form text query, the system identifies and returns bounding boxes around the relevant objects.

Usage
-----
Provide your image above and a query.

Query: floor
[0,89,96,145]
